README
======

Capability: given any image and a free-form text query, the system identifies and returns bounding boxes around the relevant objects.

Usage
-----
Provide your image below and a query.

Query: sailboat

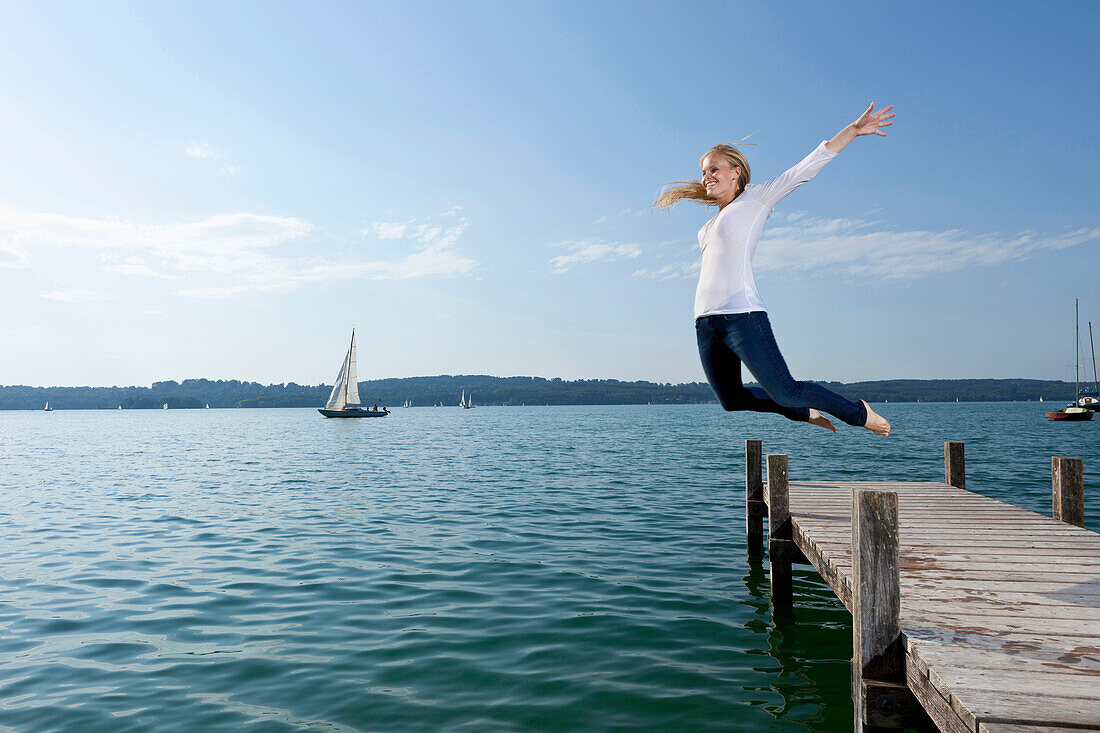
[162,402,168,410]
[460,390,475,409]
[318,329,388,418]
[44,401,52,412]
[1076,320,1099,411]
[1046,299,1093,421]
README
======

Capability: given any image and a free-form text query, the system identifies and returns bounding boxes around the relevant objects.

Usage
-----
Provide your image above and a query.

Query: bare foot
[861,400,891,436]
[808,409,836,433]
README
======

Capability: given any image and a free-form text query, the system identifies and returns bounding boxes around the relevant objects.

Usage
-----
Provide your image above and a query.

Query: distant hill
[0,376,1085,410]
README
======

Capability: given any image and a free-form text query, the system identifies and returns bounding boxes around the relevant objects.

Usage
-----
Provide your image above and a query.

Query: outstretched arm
[825,103,895,153]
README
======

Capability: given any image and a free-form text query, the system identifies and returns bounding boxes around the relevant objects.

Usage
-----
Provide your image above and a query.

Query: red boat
[1046,406,1094,421]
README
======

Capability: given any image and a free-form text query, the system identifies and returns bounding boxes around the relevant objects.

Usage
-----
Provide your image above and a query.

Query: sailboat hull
[318,408,389,418]
[1045,410,1094,421]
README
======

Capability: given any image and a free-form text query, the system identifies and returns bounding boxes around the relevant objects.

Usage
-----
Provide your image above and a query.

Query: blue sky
[1,1,1097,387]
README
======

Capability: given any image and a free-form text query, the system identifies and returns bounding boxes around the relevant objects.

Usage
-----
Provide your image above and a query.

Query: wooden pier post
[944,441,965,489]
[746,439,764,558]
[767,454,792,612]
[852,489,913,733]
[1052,456,1084,528]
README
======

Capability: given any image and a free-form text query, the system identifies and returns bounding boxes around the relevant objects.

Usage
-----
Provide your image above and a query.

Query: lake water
[0,403,1095,732]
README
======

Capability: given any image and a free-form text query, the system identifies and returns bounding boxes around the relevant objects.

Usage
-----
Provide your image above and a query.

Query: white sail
[325,330,362,410]
[345,331,361,406]
[326,349,350,409]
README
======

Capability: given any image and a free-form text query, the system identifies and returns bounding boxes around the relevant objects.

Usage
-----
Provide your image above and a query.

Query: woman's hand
[826,103,895,152]
[851,103,894,137]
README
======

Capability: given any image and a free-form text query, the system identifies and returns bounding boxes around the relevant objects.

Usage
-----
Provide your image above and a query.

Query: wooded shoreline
[0,377,1087,410]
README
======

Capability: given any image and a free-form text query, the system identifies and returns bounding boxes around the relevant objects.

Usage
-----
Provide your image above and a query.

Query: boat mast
[1090,320,1098,399]
[345,330,355,408]
[1075,299,1080,401]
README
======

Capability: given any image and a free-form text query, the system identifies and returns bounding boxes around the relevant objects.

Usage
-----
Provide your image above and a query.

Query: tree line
[0,376,1081,410]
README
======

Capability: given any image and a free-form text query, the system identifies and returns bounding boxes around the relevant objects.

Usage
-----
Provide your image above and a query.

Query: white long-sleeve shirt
[693,140,837,319]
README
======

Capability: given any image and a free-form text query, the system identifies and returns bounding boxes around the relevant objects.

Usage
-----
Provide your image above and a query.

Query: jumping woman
[656,103,895,435]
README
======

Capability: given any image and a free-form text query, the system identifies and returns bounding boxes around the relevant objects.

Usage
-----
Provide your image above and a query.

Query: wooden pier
[745,439,1099,732]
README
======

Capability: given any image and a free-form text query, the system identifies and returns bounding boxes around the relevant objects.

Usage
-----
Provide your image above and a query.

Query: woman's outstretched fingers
[852,103,896,137]
[860,400,891,436]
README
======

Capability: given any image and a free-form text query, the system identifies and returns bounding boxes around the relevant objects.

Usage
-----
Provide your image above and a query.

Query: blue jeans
[695,312,867,426]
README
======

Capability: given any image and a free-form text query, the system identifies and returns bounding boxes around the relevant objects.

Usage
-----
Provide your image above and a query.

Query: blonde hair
[653,143,751,211]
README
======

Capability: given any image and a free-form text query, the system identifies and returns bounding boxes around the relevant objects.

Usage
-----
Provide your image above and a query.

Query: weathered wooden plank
[901,591,1100,614]
[767,454,791,613]
[897,554,1100,568]
[908,639,1100,677]
[905,653,972,733]
[945,441,966,489]
[951,687,1100,729]
[1052,457,1085,528]
[906,628,1100,652]
[794,513,1091,527]
[853,489,907,732]
[746,439,764,558]
[928,665,1100,701]
[979,724,1093,733]
[790,534,1100,552]
[792,524,852,608]
[818,554,1100,581]
[788,525,1099,539]
[902,612,1100,636]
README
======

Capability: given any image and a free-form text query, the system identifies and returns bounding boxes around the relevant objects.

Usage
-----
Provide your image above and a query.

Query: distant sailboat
[318,329,389,418]
[205,403,210,409]
[1046,299,1093,421]
[460,390,475,409]
[117,404,122,410]
[1076,320,1099,411]
[162,403,168,410]
[44,401,52,412]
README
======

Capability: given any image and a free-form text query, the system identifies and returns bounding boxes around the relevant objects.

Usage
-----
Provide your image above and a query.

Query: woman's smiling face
[700,153,741,204]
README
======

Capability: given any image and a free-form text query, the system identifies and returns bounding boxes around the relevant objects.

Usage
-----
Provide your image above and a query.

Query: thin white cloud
[548,240,642,274]
[0,241,29,268]
[186,140,217,159]
[633,261,700,281]
[2,204,478,298]
[632,216,1100,281]
[105,262,176,278]
[218,165,244,176]
[368,222,407,240]
[356,212,477,281]
[40,289,109,302]
[755,216,1100,279]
